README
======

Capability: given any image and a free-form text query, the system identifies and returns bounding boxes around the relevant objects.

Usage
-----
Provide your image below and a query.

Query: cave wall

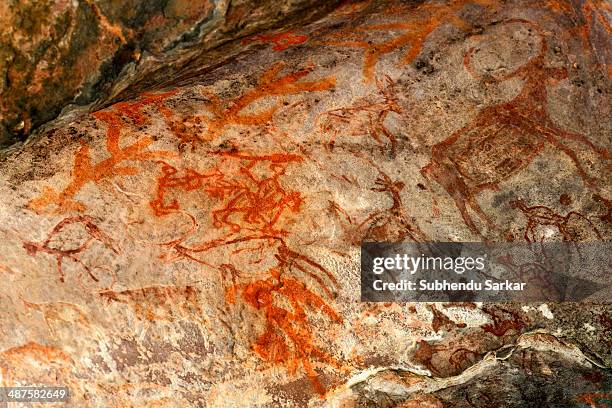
[0,0,610,407]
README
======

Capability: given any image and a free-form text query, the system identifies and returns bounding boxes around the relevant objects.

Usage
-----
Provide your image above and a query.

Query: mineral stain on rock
[0,0,343,148]
[0,0,610,406]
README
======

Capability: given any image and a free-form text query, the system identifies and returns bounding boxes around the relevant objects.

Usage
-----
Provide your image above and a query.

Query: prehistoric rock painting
[150,152,304,235]
[152,61,335,146]
[196,62,335,142]
[27,92,177,214]
[22,215,118,284]
[327,152,427,243]
[318,75,402,155]
[242,31,309,51]
[226,267,342,396]
[1,0,610,406]
[421,19,609,237]
[0,342,73,386]
[148,150,343,394]
[577,0,612,69]
[510,197,603,241]
[99,285,204,322]
[322,0,500,83]
[479,306,526,338]
[19,298,91,335]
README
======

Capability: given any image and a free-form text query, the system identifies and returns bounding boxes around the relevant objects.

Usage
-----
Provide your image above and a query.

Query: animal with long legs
[421,19,609,237]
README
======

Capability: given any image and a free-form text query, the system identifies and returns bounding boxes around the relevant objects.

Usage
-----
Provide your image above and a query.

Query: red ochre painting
[0,0,610,406]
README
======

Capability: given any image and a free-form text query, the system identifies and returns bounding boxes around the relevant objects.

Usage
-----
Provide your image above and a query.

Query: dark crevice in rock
[93,0,344,110]
[0,0,344,150]
[346,331,611,408]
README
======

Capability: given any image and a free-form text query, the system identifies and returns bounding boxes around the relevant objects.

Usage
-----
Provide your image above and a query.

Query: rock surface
[0,0,341,147]
[0,0,611,407]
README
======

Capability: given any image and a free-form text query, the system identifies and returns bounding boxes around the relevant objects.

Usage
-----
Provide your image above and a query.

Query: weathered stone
[0,0,610,406]
[329,332,612,407]
[0,0,342,148]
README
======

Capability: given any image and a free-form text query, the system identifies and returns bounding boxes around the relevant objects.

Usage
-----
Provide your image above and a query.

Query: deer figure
[421,19,609,237]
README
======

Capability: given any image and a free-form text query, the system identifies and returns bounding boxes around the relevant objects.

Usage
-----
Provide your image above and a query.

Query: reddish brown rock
[0,0,610,406]
[0,0,341,148]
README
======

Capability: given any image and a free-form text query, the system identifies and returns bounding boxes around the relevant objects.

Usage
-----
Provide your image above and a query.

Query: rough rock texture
[0,0,610,407]
[327,332,611,407]
[0,0,341,147]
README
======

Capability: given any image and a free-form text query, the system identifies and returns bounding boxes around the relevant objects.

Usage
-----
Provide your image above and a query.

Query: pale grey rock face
[0,0,610,407]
